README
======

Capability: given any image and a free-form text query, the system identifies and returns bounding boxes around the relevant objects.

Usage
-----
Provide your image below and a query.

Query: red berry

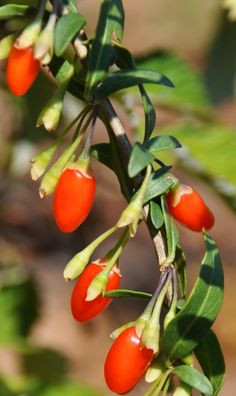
[166,184,215,232]
[71,261,121,322]
[104,326,154,394]
[53,167,96,233]
[6,46,40,96]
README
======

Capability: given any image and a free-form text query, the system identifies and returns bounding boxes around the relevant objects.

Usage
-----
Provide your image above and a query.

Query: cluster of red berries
[4,45,215,394]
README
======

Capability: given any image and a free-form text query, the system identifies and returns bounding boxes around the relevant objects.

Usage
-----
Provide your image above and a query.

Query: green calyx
[34,13,57,65]
[15,0,47,49]
[145,355,165,383]
[117,165,151,236]
[37,64,74,132]
[86,227,129,301]
[140,268,173,353]
[0,34,16,60]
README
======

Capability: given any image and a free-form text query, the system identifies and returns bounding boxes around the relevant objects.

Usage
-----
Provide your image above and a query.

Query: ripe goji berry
[71,261,121,322]
[6,46,40,96]
[53,167,96,233]
[104,326,154,394]
[166,183,214,232]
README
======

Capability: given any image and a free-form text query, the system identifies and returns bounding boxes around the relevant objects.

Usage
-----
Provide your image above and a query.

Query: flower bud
[31,144,58,181]
[63,226,117,280]
[39,133,83,198]
[34,14,56,65]
[173,383,192,396]
[15,19,42,49]
[37,88,65,132]
[64,246,94,281]
[0,34,16,60]
[117,165,151,236]
[145,358,165,383]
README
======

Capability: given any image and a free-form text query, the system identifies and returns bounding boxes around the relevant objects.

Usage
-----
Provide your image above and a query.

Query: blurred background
[0,0,236,395]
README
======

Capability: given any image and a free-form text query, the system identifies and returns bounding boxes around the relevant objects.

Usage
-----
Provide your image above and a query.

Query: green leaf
[54,13,86,56]
[162,233,224,361]
[115,43,135,69]
[136,51,210,111]
[144,167,175,203]
[174,365,213,395]
[105,289,152,299]
[139,85,156,143]
[150,201,164,230]
[114,45,156,143]
[49,57,84,100]
[145,135,181,153]
[128,143,154,177]
[175,246,187,299]
[195,330,225,396]
[90,143,114,170]
[96,68,174,99]
[85,0,125,97]
[0,4,30,19]
[161,195,179,263]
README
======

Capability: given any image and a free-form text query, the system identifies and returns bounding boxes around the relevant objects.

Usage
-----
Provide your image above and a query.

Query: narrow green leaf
[115,43,135,69]
[92,120,132,200]
[144,167,175,203]
[162,233,224,361]
[195,330,225,396]
[85,0,125,96]
[150,201,164,230]
[175,246,187,299]
[105,289,152,299]
[90,143,114,170]
[139,85,156,143]
[128,142,154,177]
[161,195,179,263]
[174,365,213,395]
[0,4,30,19]
[145,135,182,153]
[114,44,156,143]
[96,68,174,99]
[54,13,86,56]
[49,56,84,100]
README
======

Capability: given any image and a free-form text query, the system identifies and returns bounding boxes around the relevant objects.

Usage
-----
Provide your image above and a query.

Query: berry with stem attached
[104,325,154,394]
[166,183,215,232]
[71,259,121,322]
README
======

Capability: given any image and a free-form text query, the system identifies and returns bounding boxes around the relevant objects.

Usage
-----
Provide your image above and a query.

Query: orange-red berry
[6,46,40,96]
[166,183,215,232]
[104,326,154,394]
[53,167,96,233]
[71,261,121,322]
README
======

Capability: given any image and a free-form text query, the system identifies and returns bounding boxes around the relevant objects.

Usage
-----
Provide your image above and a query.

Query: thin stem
[138,267,171,324]
[106,227,130,263]
[80,111,97,161]
[36,0,47,21]
[161,377,170,396]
